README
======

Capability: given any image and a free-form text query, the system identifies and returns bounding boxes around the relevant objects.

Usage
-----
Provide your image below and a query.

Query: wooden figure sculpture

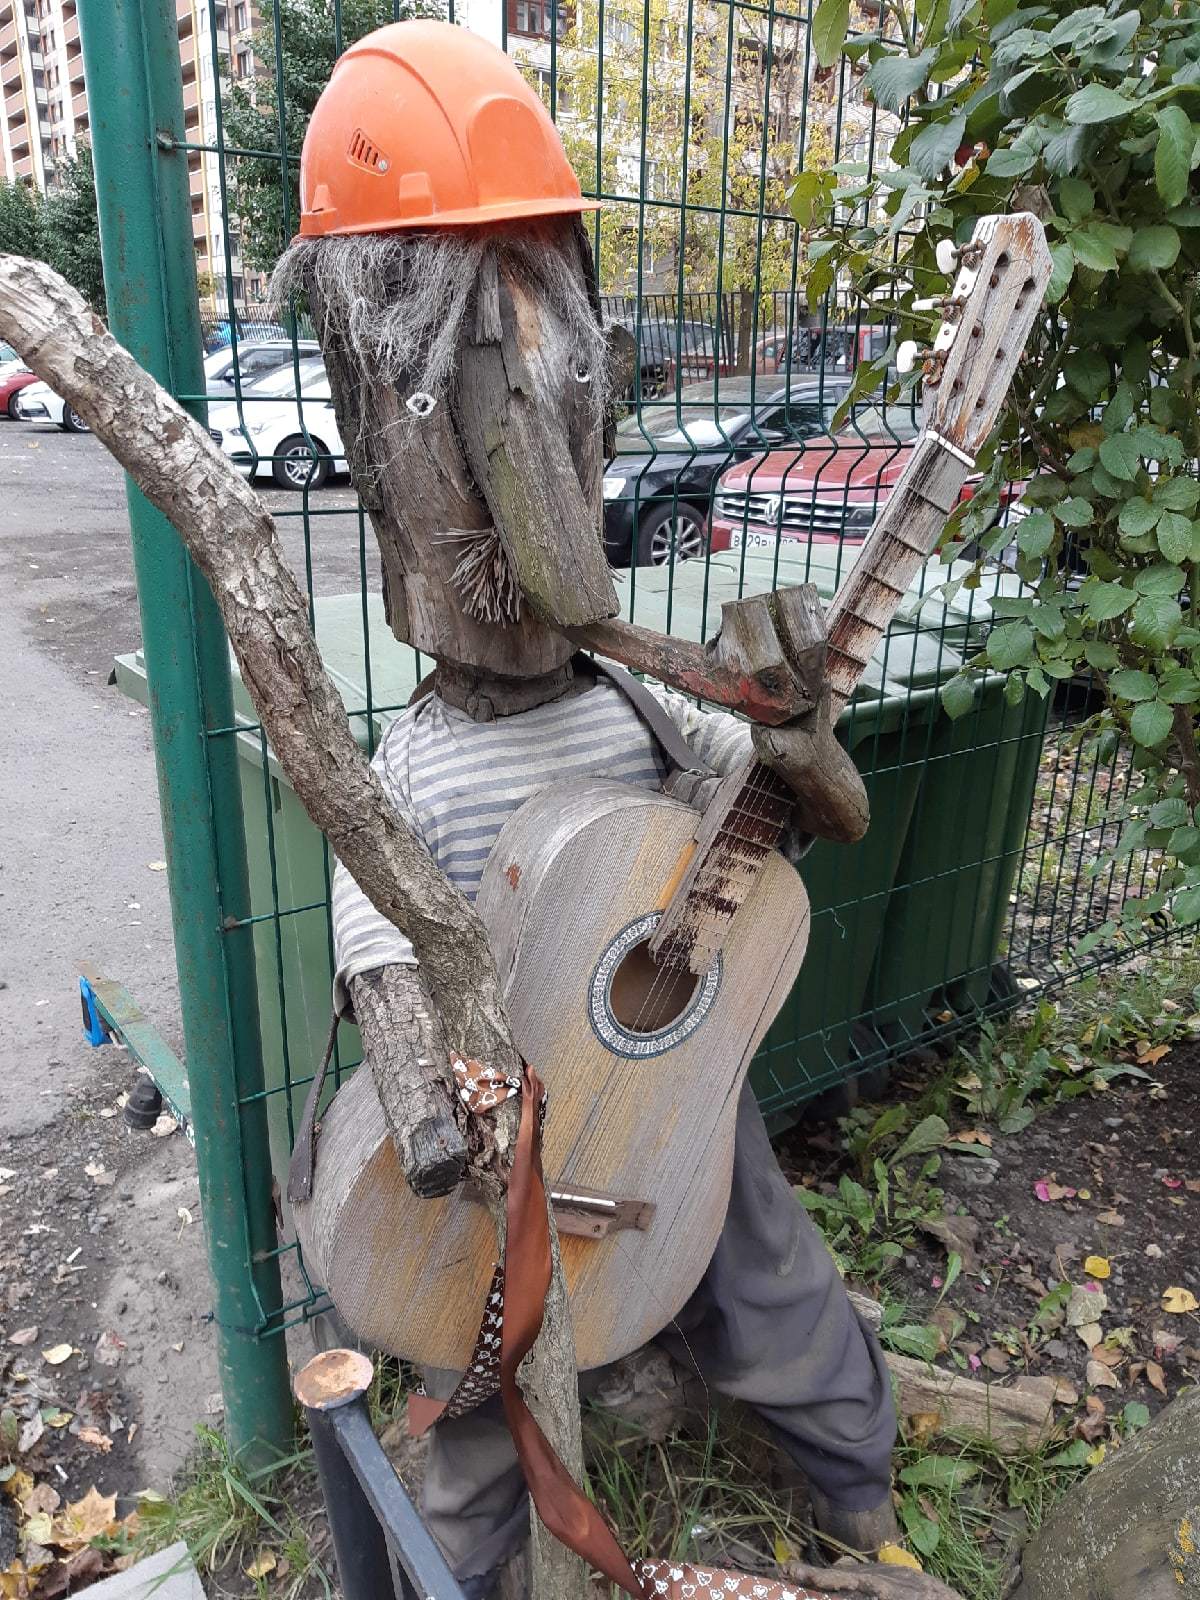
[0,20,1051,1600]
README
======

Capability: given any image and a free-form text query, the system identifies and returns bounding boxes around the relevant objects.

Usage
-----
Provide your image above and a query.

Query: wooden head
[277,218,618,679]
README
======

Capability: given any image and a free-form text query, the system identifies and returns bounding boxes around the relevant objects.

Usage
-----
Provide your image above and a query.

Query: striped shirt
[331,678,751,1013]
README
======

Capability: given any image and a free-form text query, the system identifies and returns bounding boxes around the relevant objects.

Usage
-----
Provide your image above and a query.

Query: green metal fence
[82,0,1174,1456]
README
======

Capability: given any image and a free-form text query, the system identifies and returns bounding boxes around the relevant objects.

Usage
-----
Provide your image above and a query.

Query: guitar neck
[823,430,974,721]
[651,431,975,976]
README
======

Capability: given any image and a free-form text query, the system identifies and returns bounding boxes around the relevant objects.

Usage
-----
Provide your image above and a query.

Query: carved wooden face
[301,220,618,677]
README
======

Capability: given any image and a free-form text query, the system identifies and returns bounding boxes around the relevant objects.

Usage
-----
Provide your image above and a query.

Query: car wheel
[6,391,24,419]
[636,502,708,567]
[272,435,331,491]
[61,405,91,433]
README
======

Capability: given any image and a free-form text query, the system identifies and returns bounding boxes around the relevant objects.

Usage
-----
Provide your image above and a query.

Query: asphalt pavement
[0,419,368,1133]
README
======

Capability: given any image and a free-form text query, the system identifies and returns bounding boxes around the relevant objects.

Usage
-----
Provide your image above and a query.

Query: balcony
[0,21,17,52]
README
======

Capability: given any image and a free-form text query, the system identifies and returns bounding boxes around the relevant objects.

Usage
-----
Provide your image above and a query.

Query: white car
[13,379,90,433]
[208,357,346,490]
[203,338,320,398]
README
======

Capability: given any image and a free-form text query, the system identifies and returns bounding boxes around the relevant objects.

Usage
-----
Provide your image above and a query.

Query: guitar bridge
[464,1183,653,1240]
[549,1189,654,1239]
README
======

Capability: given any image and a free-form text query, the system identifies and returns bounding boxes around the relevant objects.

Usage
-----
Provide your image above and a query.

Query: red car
[709,405,1010,553]
[0,364,38,419]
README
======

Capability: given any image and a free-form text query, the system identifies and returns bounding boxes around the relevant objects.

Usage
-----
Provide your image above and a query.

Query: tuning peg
[935,239,959,276]
[896,340,922,375]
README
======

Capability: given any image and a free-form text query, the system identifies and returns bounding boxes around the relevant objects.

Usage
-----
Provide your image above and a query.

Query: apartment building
[0,0,257,307]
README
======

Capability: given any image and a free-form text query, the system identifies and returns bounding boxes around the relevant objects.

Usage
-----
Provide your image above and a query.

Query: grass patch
[133,1424,331,1600]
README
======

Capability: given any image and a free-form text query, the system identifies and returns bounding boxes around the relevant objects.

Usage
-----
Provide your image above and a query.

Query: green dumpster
[114,546,1047,1166]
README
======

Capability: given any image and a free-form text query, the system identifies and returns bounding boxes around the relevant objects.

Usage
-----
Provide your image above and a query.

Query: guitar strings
[629,755,788,1036]
[630,757,785,1035]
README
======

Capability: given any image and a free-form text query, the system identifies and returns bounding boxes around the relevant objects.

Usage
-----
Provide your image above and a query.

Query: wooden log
[885,1353,1054,1453]
[570,585,826,726]
[349,966,466,1199]
[0,255,589,1600]
[453,259,618,630]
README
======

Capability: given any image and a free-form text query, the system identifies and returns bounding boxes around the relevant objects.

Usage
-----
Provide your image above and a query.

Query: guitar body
[297,778,810,1371]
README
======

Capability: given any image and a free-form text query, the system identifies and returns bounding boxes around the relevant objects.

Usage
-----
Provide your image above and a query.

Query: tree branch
[0,254,588,1600]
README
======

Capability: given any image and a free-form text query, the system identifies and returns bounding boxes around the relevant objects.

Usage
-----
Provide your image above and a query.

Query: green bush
[800,0,1200,933]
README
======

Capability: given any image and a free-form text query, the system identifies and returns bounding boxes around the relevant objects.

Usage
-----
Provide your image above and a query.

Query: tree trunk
[0,254,588,1600]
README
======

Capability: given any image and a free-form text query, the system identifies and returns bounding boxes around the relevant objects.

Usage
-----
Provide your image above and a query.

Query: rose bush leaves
[801,0,1200,928]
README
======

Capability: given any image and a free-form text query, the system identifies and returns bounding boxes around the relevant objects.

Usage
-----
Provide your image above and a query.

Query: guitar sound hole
[608,940,699,1034]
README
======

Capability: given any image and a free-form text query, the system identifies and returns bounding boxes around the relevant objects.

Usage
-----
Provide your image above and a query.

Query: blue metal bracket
[77,964,193,1140]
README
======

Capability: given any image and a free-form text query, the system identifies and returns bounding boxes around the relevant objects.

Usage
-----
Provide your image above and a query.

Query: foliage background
[0,146,106,316]
[801,0,1200,936]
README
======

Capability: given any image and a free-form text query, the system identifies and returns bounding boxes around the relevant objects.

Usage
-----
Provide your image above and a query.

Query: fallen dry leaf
[918,1211,981,1274]
[1083,1255,1112,1280]
[18,1414,44,1453]
[981,1346,1010,1374]
[7,1329,37,1348]
[1086,1442,1107,1466]
[1186,1179,1200,1195]
[1067,1284,1108,1326]
[1095,1209,1125,1227]
[21,1485,60,1517]
[905,1410,942,1446]
[93,1331,125,1367]
[52,1487,118,1550]
[1086,1360,1120,1390]
[1146,1359,1168,1396]
[36,1547,106,1600]
[23,1511,53,1546]
[1080,1394,1111,1441]
[1162,1286,1199,1314]
[1136,1043,1170,1065]
[39,1346,72,1367]
[244,1550,277,1580]
[1146,1242,1164,1259]
[877,1545,923,1572]
[75,1427,111,1453]
[1076,1322,1104,1350]
[1090,1344,1124,1369]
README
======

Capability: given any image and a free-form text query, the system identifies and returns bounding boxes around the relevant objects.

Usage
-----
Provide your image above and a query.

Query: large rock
[1007,1387,1200,1599]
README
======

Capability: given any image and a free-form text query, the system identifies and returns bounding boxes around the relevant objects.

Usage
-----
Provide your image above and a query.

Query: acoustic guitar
[295,212,1052,1371]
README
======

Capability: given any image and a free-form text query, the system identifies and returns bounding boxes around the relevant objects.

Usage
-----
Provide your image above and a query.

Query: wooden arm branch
[349,967,466,1198]
[569,585,827,726]
[0,256,588,1600]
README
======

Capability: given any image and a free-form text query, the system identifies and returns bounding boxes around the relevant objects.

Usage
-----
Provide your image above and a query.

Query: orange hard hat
[298,20,600,237]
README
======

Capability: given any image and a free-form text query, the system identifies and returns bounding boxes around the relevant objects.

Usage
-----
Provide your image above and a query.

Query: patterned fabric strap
[408,1056,530,1432]
[636,1562,823,1600]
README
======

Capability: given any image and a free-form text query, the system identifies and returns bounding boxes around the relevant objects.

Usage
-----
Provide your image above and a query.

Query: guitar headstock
[900,213,1053,460]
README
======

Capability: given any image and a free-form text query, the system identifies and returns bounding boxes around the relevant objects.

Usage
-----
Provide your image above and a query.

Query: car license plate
[729,529,781,552]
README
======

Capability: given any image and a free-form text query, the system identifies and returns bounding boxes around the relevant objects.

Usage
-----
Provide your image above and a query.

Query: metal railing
[77,0,1173,1460]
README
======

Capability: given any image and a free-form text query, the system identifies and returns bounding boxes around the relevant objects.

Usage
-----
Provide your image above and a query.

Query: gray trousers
[421,1083,897,1580]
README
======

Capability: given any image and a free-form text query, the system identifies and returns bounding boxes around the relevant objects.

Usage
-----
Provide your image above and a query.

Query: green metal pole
[77,0,294,1461]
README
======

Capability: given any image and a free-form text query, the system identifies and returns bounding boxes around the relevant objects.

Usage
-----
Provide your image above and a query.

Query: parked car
[203,339,320,398]
[603,375,851,566]
[710,403,1012,554]
[204,317,292,353]
[208,357,346,489]
[13,379,90,432]
[0,364,39,418]
[754,324,890,376]
[614,318,722,399]
[710,404,923,553]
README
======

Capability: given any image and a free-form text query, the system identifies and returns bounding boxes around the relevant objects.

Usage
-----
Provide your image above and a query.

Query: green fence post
[77,0,294,1461]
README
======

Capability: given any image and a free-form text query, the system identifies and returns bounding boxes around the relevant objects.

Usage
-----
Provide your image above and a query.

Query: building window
[234,1,247,28]
[234,46,251,77]
[508,0,569,38]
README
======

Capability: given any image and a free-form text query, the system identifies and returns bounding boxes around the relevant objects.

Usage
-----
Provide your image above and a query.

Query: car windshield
[840,405,921,441]
[617,403,753,447]
[247,359,326,398]
[0,343,16,363]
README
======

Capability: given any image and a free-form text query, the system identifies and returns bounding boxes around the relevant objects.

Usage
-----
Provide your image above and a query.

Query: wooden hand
[349,966,467,1198]
[752,699,870,846]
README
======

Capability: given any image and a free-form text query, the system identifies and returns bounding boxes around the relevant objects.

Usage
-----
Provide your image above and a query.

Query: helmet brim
[299,193,603,239]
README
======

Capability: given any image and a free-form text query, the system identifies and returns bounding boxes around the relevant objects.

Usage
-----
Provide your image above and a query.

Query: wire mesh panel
[152,0,1170,1341]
